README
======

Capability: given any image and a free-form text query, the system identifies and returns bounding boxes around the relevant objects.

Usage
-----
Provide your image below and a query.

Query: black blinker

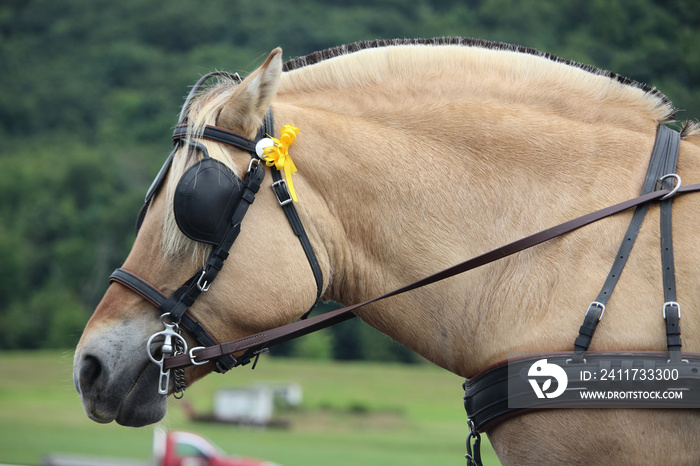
[173,158,244,245]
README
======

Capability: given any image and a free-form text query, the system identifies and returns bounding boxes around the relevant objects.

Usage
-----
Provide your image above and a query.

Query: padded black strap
[110,268,167,308]
[465,352,700,433]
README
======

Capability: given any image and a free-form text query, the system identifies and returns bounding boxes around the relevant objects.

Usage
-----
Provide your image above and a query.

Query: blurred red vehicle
[158,430,281,466]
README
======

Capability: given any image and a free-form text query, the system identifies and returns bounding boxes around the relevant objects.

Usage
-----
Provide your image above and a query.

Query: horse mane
[282,37,677,124]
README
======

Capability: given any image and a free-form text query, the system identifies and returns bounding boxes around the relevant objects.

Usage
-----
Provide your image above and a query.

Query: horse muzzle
[73,317,168,427]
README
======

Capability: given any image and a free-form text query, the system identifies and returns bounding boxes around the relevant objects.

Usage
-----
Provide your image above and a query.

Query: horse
[73,38,700,465]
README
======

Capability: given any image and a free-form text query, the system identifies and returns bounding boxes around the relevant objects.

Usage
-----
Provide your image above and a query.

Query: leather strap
[110,268,229,364]
[270,165,324,318]
[572,126,681,360]
[658,130,683,362]
[261,109,324,318]
[164,181,700,370]
[173,125,259,155]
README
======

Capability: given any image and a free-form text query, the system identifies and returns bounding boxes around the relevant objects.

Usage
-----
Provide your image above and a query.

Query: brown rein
[163,181,700,371]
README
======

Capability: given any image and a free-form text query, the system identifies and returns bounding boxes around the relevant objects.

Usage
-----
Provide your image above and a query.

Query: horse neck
[272,96,664,374]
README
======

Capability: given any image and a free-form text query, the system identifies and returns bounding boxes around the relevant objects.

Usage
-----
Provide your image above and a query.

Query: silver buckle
[247,157,261,173]
[272,179,293,206]
[587,301,606,321]
[659,173,682,200]
[663,301,681,319]
[196,270,211,292]
[189,346,209,366]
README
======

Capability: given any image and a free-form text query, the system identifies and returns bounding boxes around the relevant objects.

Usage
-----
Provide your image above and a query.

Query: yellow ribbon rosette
[263,123,300,202]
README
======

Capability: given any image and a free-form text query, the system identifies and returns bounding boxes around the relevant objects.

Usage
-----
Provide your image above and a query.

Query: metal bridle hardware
[196,270,211,293]
[146,314,189,396]
[465,418,482,466]
[663,301,681,319]
[188,347,209,366]
[588,301,605,321]
[659,173,682,200]
[248,157,261,173]
[272,179,293,206]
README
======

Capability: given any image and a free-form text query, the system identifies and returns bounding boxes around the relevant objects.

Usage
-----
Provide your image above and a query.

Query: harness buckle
[272,179,293,206]
[196,270,212,292]
[465,418,483,466]
[247,157,261,174]
[586,301,606,321]
[189,346,210,366]
[663,301,681,319]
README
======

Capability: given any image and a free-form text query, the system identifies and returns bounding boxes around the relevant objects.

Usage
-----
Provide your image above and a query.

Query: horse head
[73,48,324,426]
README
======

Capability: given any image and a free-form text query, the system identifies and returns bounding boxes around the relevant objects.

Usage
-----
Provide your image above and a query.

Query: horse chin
[115,363,168,427]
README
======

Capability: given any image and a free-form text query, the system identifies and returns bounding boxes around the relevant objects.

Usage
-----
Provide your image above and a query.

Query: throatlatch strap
[572,126,680,362]
[264,107,324,319]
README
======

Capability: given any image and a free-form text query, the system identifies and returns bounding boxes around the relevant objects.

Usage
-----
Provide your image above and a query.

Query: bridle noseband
[109,72,323,395]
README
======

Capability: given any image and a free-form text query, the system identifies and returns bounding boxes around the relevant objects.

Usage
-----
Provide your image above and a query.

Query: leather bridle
[109,72,323,395]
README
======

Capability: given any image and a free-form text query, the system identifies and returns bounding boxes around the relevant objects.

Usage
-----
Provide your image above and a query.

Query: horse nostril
[79,355,103,392]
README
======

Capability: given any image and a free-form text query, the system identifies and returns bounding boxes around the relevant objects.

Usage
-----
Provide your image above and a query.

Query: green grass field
[0,351,499,465]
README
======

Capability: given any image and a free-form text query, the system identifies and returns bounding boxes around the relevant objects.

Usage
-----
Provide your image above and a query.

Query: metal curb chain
[173,335,187,399]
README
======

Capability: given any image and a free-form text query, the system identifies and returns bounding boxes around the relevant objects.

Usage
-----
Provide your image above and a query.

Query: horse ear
[217,48,283,137]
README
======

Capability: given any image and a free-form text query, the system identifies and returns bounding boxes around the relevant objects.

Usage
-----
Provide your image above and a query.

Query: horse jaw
[73,290,169,427]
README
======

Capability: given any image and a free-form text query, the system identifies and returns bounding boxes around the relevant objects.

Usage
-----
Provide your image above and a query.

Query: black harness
[462,126,693,466]
[110,72,323,379]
